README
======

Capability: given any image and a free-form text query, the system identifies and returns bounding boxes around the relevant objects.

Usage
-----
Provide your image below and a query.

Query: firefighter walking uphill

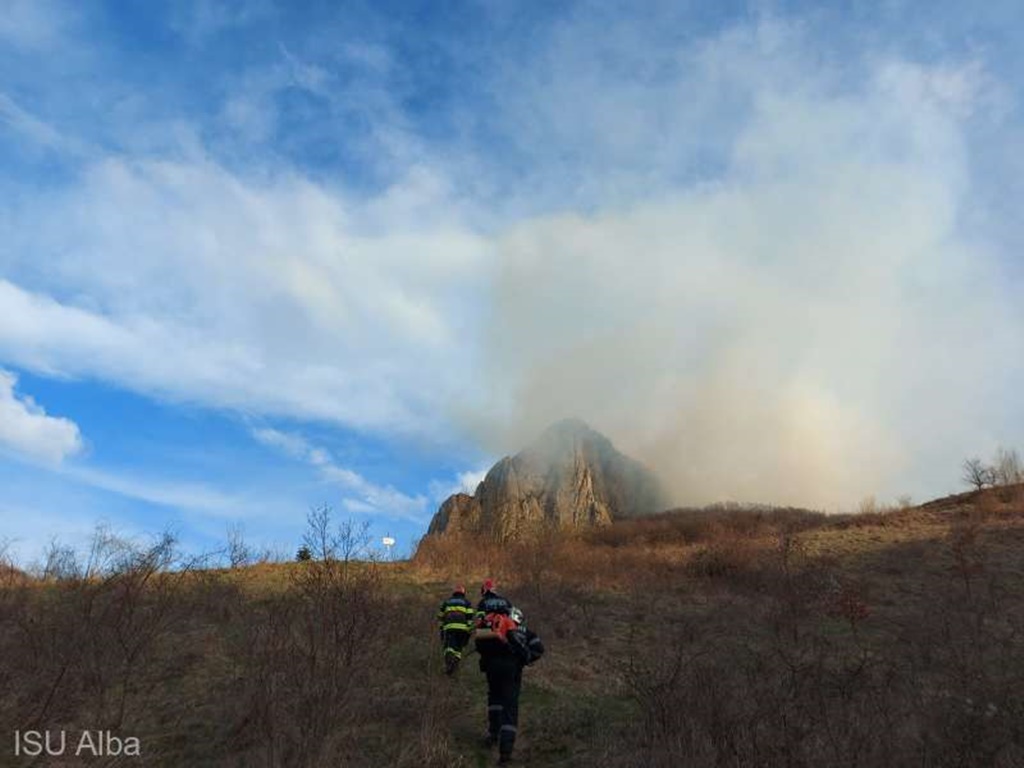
[436,584,474,675]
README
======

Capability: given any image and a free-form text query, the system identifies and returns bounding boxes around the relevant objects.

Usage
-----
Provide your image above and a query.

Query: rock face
[427,419,667,539]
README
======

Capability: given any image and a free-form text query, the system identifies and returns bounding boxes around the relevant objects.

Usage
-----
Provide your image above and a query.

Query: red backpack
[481,612,519,642]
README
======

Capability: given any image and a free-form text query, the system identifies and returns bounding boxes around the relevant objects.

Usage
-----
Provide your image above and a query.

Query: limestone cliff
[427,419,667,539]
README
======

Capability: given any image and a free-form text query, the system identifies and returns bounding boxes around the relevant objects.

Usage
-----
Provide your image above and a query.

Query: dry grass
[2,492,1024,765]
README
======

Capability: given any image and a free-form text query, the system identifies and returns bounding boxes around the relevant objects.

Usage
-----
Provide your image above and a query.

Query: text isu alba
[14,730,141,757]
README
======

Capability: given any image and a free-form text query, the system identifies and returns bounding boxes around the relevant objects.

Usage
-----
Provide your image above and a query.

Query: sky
[2,0,1023,564]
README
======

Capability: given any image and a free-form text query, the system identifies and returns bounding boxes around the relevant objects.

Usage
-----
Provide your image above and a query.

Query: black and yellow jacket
[437,593,474,633]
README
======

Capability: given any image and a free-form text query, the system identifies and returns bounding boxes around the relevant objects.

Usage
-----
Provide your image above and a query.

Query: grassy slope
[2,488,1023,766]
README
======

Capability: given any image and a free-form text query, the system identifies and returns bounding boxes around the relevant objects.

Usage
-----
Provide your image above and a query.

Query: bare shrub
[225,506,396,765]
[858,495,886,515]
[0,538,23,588]
[685,535,764,582]
[3,526,196,734]
[39,537,81,580]
[993,447,1023,487]
[226,523,252,569]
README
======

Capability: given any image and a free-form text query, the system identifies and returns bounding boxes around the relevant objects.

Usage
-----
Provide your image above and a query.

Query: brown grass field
[2,486,1023,766]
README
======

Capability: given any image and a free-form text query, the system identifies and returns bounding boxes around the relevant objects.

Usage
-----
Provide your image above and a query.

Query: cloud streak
[252,427,429,523]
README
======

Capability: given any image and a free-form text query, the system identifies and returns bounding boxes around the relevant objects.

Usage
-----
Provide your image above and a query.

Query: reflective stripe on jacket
[437,595,474,631]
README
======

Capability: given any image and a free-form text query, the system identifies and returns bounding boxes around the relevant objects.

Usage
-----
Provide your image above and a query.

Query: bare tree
[336,517,372,564]
[304,503,336,562]
[302,504,372,565]
[962,457,995,491]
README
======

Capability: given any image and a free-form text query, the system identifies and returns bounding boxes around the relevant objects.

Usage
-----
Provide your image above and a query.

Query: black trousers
[442,629,470,672]
[483,653,522,756]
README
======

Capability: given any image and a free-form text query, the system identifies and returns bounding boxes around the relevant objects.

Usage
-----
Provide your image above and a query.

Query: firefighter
[436,584,474,675]
[474,585,545,764]
[475,578,512,622]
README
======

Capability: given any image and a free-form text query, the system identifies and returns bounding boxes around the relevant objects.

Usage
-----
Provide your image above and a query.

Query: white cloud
[253,427,429,523]
[0,157,488,438]
[0,369,82,464]
[456,468,487,494]
[428,467,490,503]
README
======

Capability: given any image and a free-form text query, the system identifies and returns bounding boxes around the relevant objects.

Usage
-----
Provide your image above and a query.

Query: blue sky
[2,0,1024,563]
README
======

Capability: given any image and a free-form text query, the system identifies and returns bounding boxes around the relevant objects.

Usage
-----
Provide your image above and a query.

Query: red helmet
[481,579,494,595]
[453,584,466,595]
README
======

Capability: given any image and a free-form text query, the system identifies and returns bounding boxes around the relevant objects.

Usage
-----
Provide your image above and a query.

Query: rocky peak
[426,420,667,540]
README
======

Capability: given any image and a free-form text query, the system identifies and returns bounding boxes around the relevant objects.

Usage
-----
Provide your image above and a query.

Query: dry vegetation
[2,489,1024,766]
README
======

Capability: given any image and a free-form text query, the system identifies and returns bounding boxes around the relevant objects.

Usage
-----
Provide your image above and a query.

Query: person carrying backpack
[473,582,545,764]
[476,578,512,622]
[436,584,475,675]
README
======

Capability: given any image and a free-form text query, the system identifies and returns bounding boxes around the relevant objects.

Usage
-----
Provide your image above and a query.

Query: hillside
[1,487,1023,766]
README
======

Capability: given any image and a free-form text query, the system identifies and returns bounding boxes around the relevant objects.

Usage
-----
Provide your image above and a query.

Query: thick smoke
[466,46,1024,510]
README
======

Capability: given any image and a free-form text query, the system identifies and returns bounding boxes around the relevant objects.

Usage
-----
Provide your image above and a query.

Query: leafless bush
[685,535,765,583]
[993,447,1023,487]
[224,505,396,766]
[226,523,252,569]
[303,504,373,565]
[0,537,22,587]
[39,537,81,580]
[1,526,197,737]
